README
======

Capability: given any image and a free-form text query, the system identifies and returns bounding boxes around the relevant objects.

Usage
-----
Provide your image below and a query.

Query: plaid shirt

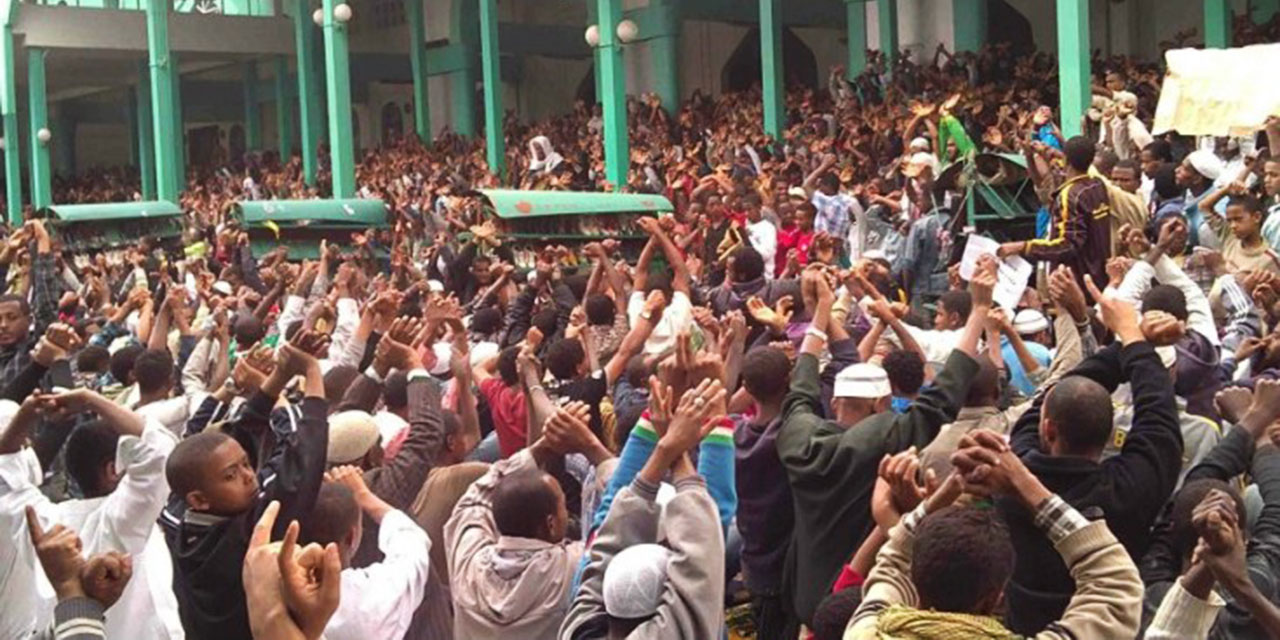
[0,253,61,390]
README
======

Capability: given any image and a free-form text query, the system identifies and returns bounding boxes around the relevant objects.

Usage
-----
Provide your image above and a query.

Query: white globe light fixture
[584,24,600,47]
[333,3,352,23]
[312,8,323,25]
[615,19,638,44]
[36,128,51,145]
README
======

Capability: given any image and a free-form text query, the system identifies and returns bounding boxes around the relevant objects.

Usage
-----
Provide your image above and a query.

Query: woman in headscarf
[528,135,565,176]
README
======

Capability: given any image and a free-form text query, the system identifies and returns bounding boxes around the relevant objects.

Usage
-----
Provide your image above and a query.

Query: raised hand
[543,402,601,455]
[871,447,938,530]
[277,517,342,639]
[1140,310,1186,346]
[1215,386,1254,425]
[26,506,86,600]
[662,377,727,454]
[80,551,133,609]
[970,254,998,308]
[1083,274,1142,343]
[647,376,675,438]
[1047,265,1088,322]
[376,317,425,372]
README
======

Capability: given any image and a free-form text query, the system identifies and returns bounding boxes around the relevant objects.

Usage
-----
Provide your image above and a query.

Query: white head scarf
[527,136,564,175]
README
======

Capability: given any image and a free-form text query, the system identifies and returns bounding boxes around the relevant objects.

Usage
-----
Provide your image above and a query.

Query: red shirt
[480,378,528,458]
[775,226,814,275]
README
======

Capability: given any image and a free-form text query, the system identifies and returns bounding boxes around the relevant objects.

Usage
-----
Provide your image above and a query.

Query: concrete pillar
[320,0,356,197]
[2,25,23,223]
[648,2,681,114]
[760,0,783,138]
[1056,0,1090,138]
[877,0,897,76]
[406,0,430,142]
[171,56,185,191]
[146,0,178,201]
[291,0,321,184]
[478,0,503,178]
[27,48,52,209]
[134,74,156,200]
[845,0,867,78]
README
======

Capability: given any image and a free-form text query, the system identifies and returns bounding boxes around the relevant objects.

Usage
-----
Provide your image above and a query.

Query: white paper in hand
[959,234,1000,280]
[994,256,1033,311]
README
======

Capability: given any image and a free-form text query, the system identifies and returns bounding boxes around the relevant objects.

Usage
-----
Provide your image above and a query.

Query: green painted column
[1204,0,1230,48]
[1056,0,1090,138]
[597,0,629,190]
[53,109,75,178]
[649,2,680,114]
[844,0,867,78]
[291,0,321,184]
[406,0,431,142]
[171,58,185,192]
[134,76,156,200]
[243,62,261,151]
[877,0,897,76]
[953,0,987,52]
[760,0,783,139]
[274,56,293,159]
[1,25,23,224]
[478,0,503,178]
[146,0,178,202]
[27,49,51,209]
[320,0,356,197]
[1254,0,1280,24]
[452,64,476,137]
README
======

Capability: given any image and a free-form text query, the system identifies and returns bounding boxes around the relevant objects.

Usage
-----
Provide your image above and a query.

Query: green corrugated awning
[478,189,673,219]
[234,199,388,227]
[40,200,182,223]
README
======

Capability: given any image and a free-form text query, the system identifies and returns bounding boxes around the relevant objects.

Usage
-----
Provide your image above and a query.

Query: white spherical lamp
[312,8,324,25]
[616,19,638,44]
[36,128,51,145]
[584,24,600,47]
[333,3,352,23]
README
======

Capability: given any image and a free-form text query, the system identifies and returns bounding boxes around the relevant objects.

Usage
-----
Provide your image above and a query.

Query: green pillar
[452,64,476,137]
[953,0,987,52]
[877,0,897,75]
[1254,0,1280,23]
[53,109,74,178]
[1056,0,1090,138]
[759,0,783,139]
[146,0,178,201]
[291,0,321,184]
[275,56,293,159]
[406,0,431,142]
[320,0,356,197]
[27,49,51,209]
[649,2,680,114]
[597,0,629,190]
[845,0,867,78]
[478,0,503,177]
[1,26,23,224]
[171,58,185,191]
[1204,0,1230,48]
[134,78,156,200]
[478,0,503,179]
[243,62,261,151]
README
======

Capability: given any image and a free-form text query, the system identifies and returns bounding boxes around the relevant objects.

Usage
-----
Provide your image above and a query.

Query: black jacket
[1000,341,1182,634]
[160,393,329,640]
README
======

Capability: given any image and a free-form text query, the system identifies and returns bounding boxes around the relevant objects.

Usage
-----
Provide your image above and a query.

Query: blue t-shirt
[1001,336,1053,396]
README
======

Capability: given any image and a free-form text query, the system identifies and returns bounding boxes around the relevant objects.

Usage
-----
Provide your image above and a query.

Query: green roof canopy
[234,199,388,228]
[478,189,673,219]
[40,200,182,223]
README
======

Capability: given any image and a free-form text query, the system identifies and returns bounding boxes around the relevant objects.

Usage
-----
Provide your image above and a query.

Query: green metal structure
[937,153,1039,240]
[1056,0,1090,138]
[146,0,178,201]
[406,0,430,142]
[478,0,503,178]
[877,0,897,77]
[234,198,388,258]
[41,200,183,250]
[1,18,19,224]
[844,0,866,78]
[759,0,783,139]
[27,48,51,209]
[321,0,356,198]
[291,0,321,185]
[597,0,629,190]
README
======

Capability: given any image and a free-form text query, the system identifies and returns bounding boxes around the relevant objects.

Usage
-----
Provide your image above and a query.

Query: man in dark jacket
[776,260,990,626]
[1000,281,1182,634]
[705,247,801,345]
[160,335,329,640]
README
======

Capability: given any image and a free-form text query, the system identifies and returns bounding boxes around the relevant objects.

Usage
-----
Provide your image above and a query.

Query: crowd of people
[4,24,1280,640]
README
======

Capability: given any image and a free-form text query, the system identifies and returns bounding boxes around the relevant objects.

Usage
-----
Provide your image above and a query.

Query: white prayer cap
[212,280,234,296]
[1156,345,1178,369]
[470,341,500,367]
[429,342,453,376]
[909,137,931,152]
[327,410,381,464]
[1186,150,1224,181]
[833,363,892,399]
[903,152,939,179]
[603,543,673,619]
[787,186,808,199]
[1113,91,1138,107]
[1013,309,1050,336]
[426,279,445,293]
[862,249,887,261]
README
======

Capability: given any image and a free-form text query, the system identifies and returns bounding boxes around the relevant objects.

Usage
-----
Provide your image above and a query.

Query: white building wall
[680,20,749,97]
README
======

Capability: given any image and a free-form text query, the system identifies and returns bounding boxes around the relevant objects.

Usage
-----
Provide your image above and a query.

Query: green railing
[24,0,274,17]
